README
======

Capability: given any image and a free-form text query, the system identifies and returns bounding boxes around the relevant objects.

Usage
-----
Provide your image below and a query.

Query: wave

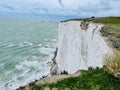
[38,47,54,55]
[0,60,50,90]
[0,41,56,90]
[0,43,16,48]
[0,41,33,48]
[18,41,33,48]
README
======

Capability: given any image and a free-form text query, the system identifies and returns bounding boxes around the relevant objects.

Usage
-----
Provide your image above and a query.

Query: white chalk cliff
[50,20,112,75]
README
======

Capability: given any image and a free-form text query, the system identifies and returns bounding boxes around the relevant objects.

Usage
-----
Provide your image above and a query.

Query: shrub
[105,51,120,78]
[113,40,120,50]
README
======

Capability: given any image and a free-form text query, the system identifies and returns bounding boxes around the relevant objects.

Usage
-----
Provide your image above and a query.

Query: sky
[0,0,120,19]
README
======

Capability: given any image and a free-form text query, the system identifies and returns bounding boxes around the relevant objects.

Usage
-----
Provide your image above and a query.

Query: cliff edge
[51,20,112,75]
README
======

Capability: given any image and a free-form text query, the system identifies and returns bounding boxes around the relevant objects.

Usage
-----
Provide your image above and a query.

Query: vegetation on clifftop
[86,17,120,24]
[62,17,120,24]
[32,68,120,90]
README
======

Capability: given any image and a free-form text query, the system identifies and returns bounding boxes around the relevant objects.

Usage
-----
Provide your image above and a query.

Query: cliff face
[51,20,112,75]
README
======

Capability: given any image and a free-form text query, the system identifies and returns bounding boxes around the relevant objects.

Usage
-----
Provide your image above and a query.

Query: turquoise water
[0,18,58,90]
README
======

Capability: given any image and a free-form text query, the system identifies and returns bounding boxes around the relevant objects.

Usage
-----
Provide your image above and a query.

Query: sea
[0,18,59,90]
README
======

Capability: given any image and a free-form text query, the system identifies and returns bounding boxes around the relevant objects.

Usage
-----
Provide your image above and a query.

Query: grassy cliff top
[61,16,120,24]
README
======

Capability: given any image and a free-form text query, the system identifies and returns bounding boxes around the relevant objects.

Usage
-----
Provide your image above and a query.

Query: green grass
[86,17,120,24]
[32,68,120,90]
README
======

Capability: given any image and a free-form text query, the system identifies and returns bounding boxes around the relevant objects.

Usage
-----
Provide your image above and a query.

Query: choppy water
[0,18,58,90]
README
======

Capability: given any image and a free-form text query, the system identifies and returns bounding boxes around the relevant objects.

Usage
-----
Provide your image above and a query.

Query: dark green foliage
[113,40,120,50]
[32,68,120,90]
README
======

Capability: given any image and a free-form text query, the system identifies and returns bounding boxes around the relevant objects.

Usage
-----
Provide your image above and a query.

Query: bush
[105,52,120,78]
[113,40,120,50]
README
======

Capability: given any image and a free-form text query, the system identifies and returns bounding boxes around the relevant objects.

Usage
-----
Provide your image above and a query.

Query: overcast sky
[0,0,120,19]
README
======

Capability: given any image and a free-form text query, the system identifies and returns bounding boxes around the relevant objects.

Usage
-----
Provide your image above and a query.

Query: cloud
[0,4,15,10]
[58,0,63,8]
[0,0,120,18]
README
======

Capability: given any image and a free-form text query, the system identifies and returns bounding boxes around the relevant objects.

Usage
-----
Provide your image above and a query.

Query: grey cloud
[0,0,120,18]
[58,0,63,8]
[0,4,15,10]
